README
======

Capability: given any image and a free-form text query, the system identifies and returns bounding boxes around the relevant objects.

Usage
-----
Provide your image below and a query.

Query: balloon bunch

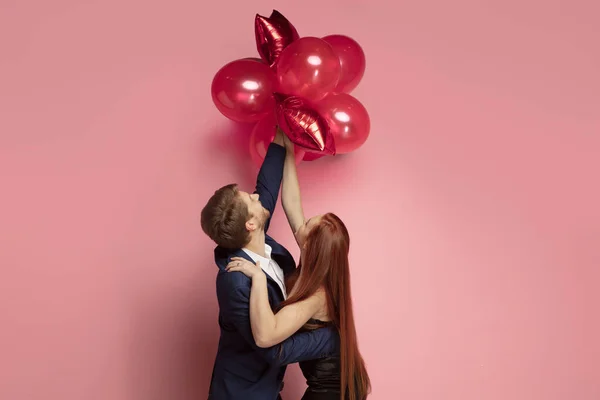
[211,10,369,164]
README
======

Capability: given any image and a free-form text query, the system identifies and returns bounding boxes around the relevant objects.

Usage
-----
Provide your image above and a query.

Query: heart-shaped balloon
[274,93,336,155]
[255,10,299,67]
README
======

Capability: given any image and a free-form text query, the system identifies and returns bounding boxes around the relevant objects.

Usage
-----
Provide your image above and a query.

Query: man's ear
[245,218,256,232]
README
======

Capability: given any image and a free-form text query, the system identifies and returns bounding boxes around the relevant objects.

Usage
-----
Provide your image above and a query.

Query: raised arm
[281,132,306,241]
[217,273,339,367]
[227,257,323,347]
[254,130,286,233]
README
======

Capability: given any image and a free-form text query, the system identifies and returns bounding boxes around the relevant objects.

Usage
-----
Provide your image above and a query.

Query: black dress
[299,319,345,400]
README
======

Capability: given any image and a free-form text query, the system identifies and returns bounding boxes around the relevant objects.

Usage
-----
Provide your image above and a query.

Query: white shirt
[242,244,287,299]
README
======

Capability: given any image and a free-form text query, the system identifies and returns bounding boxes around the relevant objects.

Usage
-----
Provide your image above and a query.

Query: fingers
[226,260,252,272]
[230,257,259,267]
[225,261,245,272]
[225,261,241,271]
[227,258,246,269]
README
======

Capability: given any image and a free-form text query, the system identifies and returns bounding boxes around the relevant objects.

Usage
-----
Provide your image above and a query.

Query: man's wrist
[272,127,285,146]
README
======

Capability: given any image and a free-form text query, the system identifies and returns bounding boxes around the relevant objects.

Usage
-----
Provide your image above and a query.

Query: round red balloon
[249,114,305,167]
[316,93,370,154]
[211,59,276,123]
[276,37,341,102]
[240,57,268,64]
[322,35,366,93]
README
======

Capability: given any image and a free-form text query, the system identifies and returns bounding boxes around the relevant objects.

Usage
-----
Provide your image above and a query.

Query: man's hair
[200,184,250,249]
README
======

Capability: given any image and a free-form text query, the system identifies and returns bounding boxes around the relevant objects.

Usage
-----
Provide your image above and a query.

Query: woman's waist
[300,357,341,390]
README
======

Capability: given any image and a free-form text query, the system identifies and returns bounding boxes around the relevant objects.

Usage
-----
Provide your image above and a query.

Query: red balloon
[316,93,370,154]
[211,59,276,123]
[275,93,336,155]
[255,10,299,67]
[241,57,268,64]
[302,152,325,161]
[322,35,366,93]
[249,114,305,167]
[276,37,341,102]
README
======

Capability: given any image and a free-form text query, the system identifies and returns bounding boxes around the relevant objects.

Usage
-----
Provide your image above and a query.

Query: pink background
[1,1,599,399]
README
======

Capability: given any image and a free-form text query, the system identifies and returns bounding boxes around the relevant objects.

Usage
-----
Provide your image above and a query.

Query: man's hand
[273,126,285,146]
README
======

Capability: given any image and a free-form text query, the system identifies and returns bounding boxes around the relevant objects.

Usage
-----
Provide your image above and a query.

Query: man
[201,129,339,400]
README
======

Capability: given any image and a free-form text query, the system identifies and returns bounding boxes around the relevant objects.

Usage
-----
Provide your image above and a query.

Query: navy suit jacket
[208,144,340,400]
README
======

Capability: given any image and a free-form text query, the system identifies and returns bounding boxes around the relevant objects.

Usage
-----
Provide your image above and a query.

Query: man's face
[238,191,270,231]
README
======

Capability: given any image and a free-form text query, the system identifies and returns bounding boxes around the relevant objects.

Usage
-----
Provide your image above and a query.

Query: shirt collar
[242,244,272,265]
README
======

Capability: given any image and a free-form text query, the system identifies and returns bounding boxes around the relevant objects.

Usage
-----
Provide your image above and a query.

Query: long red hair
[279,213,371,400]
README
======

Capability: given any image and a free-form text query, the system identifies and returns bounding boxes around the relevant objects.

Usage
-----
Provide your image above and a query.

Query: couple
[201,128,370,400]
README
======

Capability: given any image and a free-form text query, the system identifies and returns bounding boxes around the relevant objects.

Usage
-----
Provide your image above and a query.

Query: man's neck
[244,230,266,257]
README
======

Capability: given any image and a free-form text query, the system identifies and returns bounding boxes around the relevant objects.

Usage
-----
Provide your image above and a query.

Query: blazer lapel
[230,247,286,304]
[216,241,293,304]
[266,235,297,277]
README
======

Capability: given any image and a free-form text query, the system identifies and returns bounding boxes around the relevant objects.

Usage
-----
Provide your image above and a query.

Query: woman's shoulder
[311,287,328,303]
[310,288,331,321]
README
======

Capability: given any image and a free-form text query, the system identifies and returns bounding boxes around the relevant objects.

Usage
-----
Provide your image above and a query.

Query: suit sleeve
[254,143,286,233]
[220,281,339,367]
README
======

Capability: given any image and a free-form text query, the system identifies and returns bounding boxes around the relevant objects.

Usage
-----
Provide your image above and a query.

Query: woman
[226,135,371,400]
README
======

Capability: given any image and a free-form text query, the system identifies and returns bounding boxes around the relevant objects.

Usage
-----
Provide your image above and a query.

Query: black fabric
[299,319,347,400]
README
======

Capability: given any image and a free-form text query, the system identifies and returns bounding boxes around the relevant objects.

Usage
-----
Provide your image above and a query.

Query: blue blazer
[208,144,339,400]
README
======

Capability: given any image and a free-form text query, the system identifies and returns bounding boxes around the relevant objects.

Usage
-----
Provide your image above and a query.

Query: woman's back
[299,319,345,400]
[282,213,371,400]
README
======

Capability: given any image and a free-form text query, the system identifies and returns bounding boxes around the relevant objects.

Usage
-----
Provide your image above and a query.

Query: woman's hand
[226,257,264,280]
[280,128,295,153]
